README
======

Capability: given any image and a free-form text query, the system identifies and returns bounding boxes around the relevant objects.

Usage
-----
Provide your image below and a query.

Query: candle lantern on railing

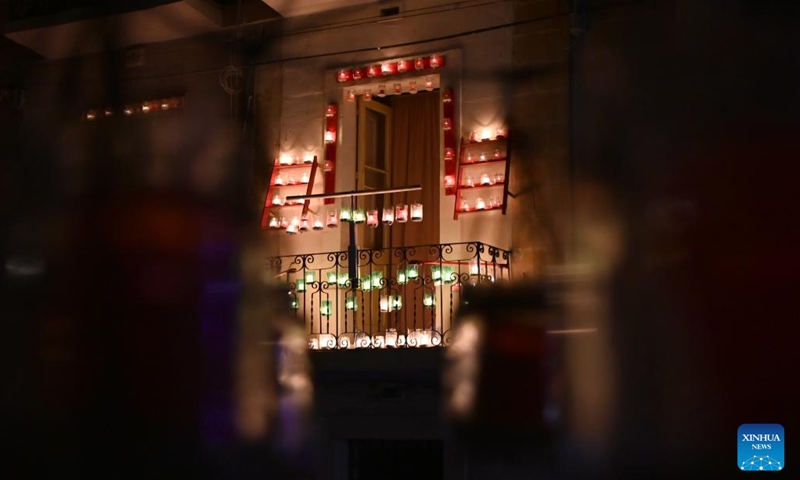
[339,207,352,222]
[286,217,299,234]
[407,264,419,280]
[313,216,324,230]
[397,268,407,284]
[326,209,339,227]
[289,295,299,310]
[392,295,403,311]
[410,203,423,222]
[338,272,350,287]
[382,207,394,225]
[385,328,398,347]
[353,209,366,224]
[360,275,372,291]
[476,198,487,210]
[367,210,379,227]
[395,204,409,223]
[371,271,384,287]
[423,293,436,308]
[320,301,332,317]
[304,271,315,284]
[299,216,310,232]
[326,272,338,284]
[379,295,390,312]
[296,279,306,292]
[345,296,358,311]
[431,265,442,281]
[480,173,492,186]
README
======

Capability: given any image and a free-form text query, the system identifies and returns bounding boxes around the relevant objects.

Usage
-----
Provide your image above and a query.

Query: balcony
[267,242,511,350]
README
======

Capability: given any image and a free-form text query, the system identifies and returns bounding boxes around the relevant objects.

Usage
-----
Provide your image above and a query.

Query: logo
[739,424,784,471]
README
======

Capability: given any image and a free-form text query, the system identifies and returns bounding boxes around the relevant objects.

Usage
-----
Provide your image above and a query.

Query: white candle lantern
[423,293,435,308]
[272,194,283,206]
[347,89,356,102]
[324,130,336,144]
[481,128,492,141]
[320,300,332,317]
[406,264,419,280]
[299,216,310,232]
[410,203,423,222]
[395,204,409,223]
[295,279,306,292]
[268,217,280,229]
[382,207,394,225]
[444,175,455,188]
[409,81,418,94]
[479,152,487,162]
[460,200,470,212]
[480,173,492,186]
[385,328,398,347]
[476,197,486,210]
[274,174,284,186]
[305,271,316,284]
[367,209,379,227]
[379,295,390,312]
[360,275,372,291]
[464,176,474,188]
[353,209,366,224]
[300,172,310,184]
[326,210,339,227]
[326,272,337,284]
[396,268,407,285]
[338,273,350,287]
[313,216,324,231]
[392,295,403,311]
[345,296,357,311]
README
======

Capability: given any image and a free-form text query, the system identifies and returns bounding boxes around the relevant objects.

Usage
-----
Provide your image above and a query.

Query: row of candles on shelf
[308,329,439,349]
[469,127,507,142]
[85,96,184,120]
[464,150,504,163]
[336,54,444,83]
[272,172,310,186]
[345,76,436,101]
[275,154,316,165]
[293,263,470,293]
[268,203,423,232]
[459,196,502,212]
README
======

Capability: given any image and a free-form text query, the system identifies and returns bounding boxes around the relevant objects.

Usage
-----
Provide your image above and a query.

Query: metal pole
[348,194,358,288]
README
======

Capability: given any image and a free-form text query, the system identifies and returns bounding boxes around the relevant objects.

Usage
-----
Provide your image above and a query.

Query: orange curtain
[390,91,440,248]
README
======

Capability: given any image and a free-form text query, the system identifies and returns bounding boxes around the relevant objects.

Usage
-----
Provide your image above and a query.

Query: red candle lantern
[325,104,337,117]
[347,89,356,102]
[397,59,410,73]
[381,62,397,75]
[367,64,381,78]
[414,57,425,70]
[443,118,452,130]
[442,89,453,103]
[352,68,363,80]
[395,204,409,223]
[393,83,402,94]
[367,210,379,227]
[429,54,443,68]
[337,69,351,83]
[444,175,456,188]
[444,147,455,160]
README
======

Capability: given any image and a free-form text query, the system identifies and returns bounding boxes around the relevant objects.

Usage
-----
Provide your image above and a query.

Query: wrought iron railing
[267,242,511,349]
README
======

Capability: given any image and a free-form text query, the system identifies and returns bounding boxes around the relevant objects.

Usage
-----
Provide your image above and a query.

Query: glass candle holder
[272,194,283,206]
[379,295,390,313]
[345,296,357,311]
[295,279,306,292]
[325,104,336,117]
[274,174,284,186]
[464,175,474,188]
[466,152,474,163]
[304,271,315,284]
[289,295,299,310]
[312,215,324,230]
[327,272,338,284]
[431,265,442,281]
[396,268,407,285]
[395,204,409,223]
[339,207,352,222]
[410,203,423,222]
[347,89,356,102]
[489,196,501,208]
[444,147,455,160]
[320,300,332,317]
[425,76,434,90]
[495,172,505,184]
[397,59,410,73]
[479,152,487,162]
[444,175,456,188]
[268,217,280,229]
[460,200,470,212]
[326,209,339,227]
[391,295,402,311]
[429,54,443,68]
[324,130,335,143]
[406,264,419,280]
[393,83,402,94]
[382,207,394,225]
[299,216,310,232]
[363,88,372,101]
[494,149,501,159]
[443,266,456,283]
[279,155,292,165]
[423,293,436,308]
[409,81,418,94]
[353,209,366,224]
[303,153,314,163]
[301,172,310,184]
[287,174,296,185]
[443,118,452,130]
[360,275,372,291]
[476,197,486,210]
[414,57,425,70]
[337,69,350,82]
[377,84,386,97]
[279,217,288,229]
[338,272,349,287]
[371,271,384,288]
[367,209,379,227]
[480,173,492,186]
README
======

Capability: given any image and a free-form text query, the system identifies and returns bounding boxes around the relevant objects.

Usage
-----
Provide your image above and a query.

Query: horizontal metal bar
[285,184,422,201]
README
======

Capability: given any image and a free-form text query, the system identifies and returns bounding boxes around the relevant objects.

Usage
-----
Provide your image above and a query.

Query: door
[357,98,392,250]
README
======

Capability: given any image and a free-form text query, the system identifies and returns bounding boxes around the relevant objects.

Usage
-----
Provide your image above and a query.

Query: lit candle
[395,204,408,223]
[363,88,372,101]
[123,107,133,116]
[141,103,151,113]
[287,174,296,185]
[444,147,455,160]
[279,217,288,229]
[393,83,402,94]
[85,110,97,120]
[410,203,423,222]
[353,209,366,224]
[414,57,425,70]
[301,172,310,184]
[279,155,293,165]
[442,89,452,103]
[392,295,402,311]
[444,175,455,188]
[495,126,507,138]
[289,296,299,310]
[320,300,332,317]
[460,200,470,212]
[423,293,435,308]
[367,210,379,227]
[268,217,280,229]
[327,272,337,283]
[407,264,419,279]
[494,149,501,159]
[431,265,441,281]
[345,296,357,311]
[495,172,505,183]
[429,54,442,68]
[347,89,356,102]
[272,194,283,206]
[337,69,351,82]
[443,118,452,130]
[352,68,363,80]
[299,216,310,232]
[274,174,284,186]
[305,271,316,283]
[304,153,314,163]
[367,64,380,77]
[326,209,339,227]
[397,268,407,284]
[296,279,305,292]
[409,81,417,94]
[397,59,410,73]
[481,128,492,141]
[465,176,474,188]
[379,295,390,312]
[469,131,479,143]
[325,104,336,117]
[489,196,500,208]
[425,76,434,90]
[313,216,324,230]
[480,173,491,185]
[338,273,349,286]
[381,62,397,75]
[382,207,394,225]
[339,207,351,222]
[377,84,386,97]
[324,130,336,143]
[360,275,372,291]
[476,197,486,210]
[479,153,487,161]
[386,328,398,347]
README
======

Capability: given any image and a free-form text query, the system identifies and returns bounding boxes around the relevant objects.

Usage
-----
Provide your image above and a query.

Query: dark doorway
[348,439,443,480]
